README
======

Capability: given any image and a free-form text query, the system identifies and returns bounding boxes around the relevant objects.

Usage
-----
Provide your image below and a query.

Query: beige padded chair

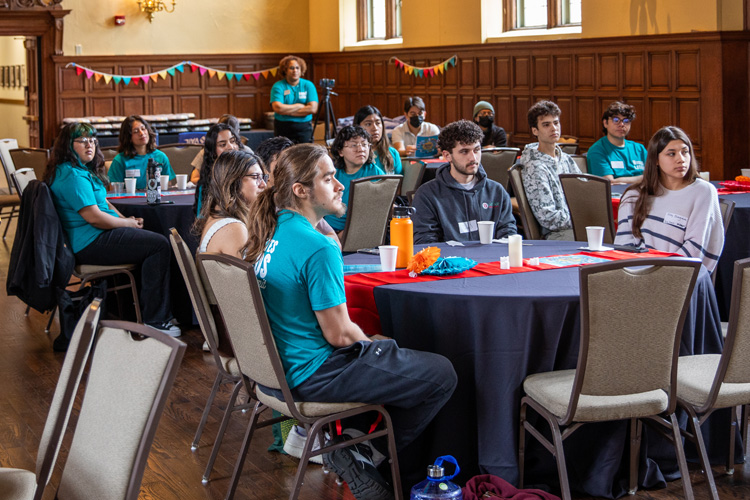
[677,257,750,488]
[100,146,119,161]
[519,258,702,500]
[559,173,615,244]
[55,319,185,500]
[197,253,402,500]
[10,168,37,195]
[481,147,520,189]
[160,143,203,176]
[0,299,102,500]
[569,154,588,174]
[713,199,735,287]
[508,163,542,240]
[340,175,402,252]
[0,139,21,238]
[400,159,426,198]
[9,148,48,183]
[169,228,247,482]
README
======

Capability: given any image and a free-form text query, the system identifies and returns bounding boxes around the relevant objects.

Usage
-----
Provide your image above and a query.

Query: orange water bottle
[390,206,416,268]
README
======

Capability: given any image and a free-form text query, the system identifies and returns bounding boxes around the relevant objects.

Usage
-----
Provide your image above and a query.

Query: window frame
[357,0,401,41]
[503,0,580,32]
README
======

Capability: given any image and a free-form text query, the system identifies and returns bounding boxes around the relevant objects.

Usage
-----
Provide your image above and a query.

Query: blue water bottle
[410,455,462,500]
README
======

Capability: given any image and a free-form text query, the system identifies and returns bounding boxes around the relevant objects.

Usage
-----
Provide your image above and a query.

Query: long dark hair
[353,105,395,173]
[625,126,699,239]
[330,125,373,171]
[118,115,156,158]
[244,144,328,262]
[193,123,242,215]
[44,123,107,186]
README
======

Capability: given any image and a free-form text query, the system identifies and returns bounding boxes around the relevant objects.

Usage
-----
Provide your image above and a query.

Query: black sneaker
[323,434,394,500]
[146,321,182,337]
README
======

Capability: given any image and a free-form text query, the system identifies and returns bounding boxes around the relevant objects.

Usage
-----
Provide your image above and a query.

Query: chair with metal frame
[160,143,203,176]
[481,147,520,190]
[169,228,248,482]
[713,199,736,287]
[9,148,48,183]
[569,154,588,174]
[197,252,402,500]
[10,168,37,195]
[400,159,426,198]
[518,258,702,500]
[559,173,616,244]
[339,175,402,253]
[0,138,21,238]
[508,163,542,240]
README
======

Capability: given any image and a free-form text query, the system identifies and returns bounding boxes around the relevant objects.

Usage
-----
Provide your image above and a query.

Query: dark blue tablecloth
[344,241,733,498]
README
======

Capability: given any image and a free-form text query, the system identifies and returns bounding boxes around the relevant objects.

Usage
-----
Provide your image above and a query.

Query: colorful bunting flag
[390,55,457,78]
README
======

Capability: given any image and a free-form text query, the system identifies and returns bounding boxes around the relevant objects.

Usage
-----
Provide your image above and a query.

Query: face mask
[478,115,494,128]
[409,115,424,128]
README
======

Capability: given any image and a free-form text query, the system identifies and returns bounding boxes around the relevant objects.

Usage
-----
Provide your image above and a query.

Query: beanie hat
[473,101,494,118]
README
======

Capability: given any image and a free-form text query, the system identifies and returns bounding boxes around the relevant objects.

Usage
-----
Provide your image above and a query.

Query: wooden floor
[1,219,749,500]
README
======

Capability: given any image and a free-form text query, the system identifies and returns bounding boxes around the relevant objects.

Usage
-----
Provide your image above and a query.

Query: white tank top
[199,218,244,254]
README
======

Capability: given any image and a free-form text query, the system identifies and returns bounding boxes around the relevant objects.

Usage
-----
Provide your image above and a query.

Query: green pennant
[113,76,122,84]
[167,68,176,76]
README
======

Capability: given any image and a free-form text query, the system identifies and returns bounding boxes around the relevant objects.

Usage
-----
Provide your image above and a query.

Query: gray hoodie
[412,163,517,244]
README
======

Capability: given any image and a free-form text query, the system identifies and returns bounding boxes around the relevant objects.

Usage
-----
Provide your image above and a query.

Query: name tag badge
[664,212,688,230]
[632,160,645,170]
[299,91,307,100]
[125,169,140,178]
[283,89,291,96]
[611,160,625,170]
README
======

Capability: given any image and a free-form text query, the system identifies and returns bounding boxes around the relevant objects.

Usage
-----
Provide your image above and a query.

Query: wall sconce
[137,0,176,23]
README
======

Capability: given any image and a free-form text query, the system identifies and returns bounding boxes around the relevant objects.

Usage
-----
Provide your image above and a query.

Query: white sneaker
[147,321,182,337]
[284,425,324,465]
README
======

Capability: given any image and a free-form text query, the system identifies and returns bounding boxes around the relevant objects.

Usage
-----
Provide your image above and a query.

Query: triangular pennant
[437,64,444,74]
[270,67,278,77]
[85,70,93,79]
[94,73,103,82]
[253,73,260,80]
[167,68,176,76]
[113,76,121,84]
[235,73,243,81]
[176,64,184,73]
[243,73,252,81]
[76,67,83,76]
[450,57,456,67]
[150,74,159,82]
[408,67,414,75]
[199,67,207,76]
[122,77,131,85]
[443,62,449,71]
[190,64,198,72]
[159,71,168,79]
[208,70,216,78]
[104,74,112,84]
[261,70,269,78]
[141,75,150,84]
[217,71,226,80]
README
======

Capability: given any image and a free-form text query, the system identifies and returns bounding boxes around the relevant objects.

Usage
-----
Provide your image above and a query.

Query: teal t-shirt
[108,149,176,189]
[324,163,386,231]
[586,137,647,179]
[49,161,120,253]
[255,210,343,388]
[270,78,318,123]
[374,147,403,175]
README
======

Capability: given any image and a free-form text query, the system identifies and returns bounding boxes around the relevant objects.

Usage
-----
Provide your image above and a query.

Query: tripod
[313,85,337,142]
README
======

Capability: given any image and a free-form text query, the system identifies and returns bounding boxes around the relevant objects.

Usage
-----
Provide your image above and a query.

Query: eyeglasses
[246,173,269,185]
[74,138,98,146]
[344,142,369,151]
[611,117,632,125]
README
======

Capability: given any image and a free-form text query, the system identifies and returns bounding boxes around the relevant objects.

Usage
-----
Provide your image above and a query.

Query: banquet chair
[559,173,616,244]
[0,138,21,237]
[400,159,426,198]
[340,175,402,253]
[9,148,48,183]
[169,228,248,482]
[677,257,750,486]
[713,199,735,287]
[54,319,185,500]
[569,154,588,174]
[508,164,542,240]
[0,299,101,500]
[197,253,402,500]
[11,168,37,195]
[160,143,202,175]
[100,146,118,161]
[519,258,701,500]
[481,147,520,189]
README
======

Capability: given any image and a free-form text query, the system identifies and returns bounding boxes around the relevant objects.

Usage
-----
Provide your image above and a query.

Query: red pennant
[76,67,83,76]
[190,64,197,72]
[243,73,252,81]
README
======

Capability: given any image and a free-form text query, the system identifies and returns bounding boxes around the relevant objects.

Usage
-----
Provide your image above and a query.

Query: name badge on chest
[284,89,291,96]
[664,212,688,230]
[125,168,140,178]
[299,91,307,101]
[611,160,625,170]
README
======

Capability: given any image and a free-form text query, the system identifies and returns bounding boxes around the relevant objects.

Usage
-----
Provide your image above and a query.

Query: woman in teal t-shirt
[108,115,176,189]
[353,105,402,175]
[45,122,180,337]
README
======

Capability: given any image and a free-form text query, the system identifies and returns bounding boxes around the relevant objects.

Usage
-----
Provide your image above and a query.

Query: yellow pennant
[103,74,112,84]
[159,71,168,79]
[270,67,278,77]
[217,71,226,80]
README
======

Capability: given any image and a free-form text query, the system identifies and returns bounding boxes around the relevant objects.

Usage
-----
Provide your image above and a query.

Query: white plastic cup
[378,245,398,272]
[586,226,605,251]
[176,174,188,190]
[477,221,495,244]
[124,178,137,194]
[160,175,169,191]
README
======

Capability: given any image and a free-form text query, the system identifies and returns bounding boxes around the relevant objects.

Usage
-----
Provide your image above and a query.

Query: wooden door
[23,36,39,147]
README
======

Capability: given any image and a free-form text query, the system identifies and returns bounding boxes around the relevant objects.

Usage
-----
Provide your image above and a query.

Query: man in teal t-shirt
[270,55,319,144]
[586,101,646,184]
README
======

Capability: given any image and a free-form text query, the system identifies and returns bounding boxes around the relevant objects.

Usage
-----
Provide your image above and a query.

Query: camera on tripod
[319,78,336,89]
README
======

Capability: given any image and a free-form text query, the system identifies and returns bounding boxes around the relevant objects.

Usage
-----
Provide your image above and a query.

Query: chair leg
[629,418,642,495]
[728,405,738,474]
[549,419,571,500]
[193,373,225,450]
[203,379,244,483]
[669,412,696,500]
[684,408,718,500]
[289,420,325,500]
[45,306,56,333]
[518,400,527,488]
[225,400,264,500]
[742,405,749,460]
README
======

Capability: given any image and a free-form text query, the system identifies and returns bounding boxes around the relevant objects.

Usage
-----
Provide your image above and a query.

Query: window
[358,0,401,41]
[504,0,581,30]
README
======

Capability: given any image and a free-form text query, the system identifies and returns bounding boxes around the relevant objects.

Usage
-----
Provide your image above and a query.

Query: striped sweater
[615,179,724,271]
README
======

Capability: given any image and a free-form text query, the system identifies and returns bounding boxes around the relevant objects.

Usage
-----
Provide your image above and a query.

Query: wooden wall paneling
[648,51,672,91]
[477,57,492,89]
[648,98,673,132]
[495,57,511,89]
[719,40,749,178]
[676,50,700,91]
[575,97,596,143]
[60,66,83,92]
[387,94,401,117]
[233,93,257,119]
[178,66,202,90]
[91,97,115,117]
[514,95,531,143]
[177,95,201,116]
[676,98,701,146]
[533,56,550,90]
[150,67,173,90]
[496,97,513,133]
[575,54,595,90]
[337,62,349,87]
[91,65,116,93]
[513,56,530,89]
[120,96,146,117]
[555,98,574,137]
[429,94,447,126]
[150,95,173,115]
[61,98,85,120]
[460,57,475,89]
[461,95,476,120]
[597,54,619,91]
[623,97,646,143]
[207,65,230,89]
[553,56,572,90]
[360,62,371,90]
[372,61,384,87]
[623,52,645,91]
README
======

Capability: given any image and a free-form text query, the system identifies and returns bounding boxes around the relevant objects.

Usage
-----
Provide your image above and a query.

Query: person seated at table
[257,136,340,248]
[323,125,385,233]
[193,150,266,258]
[615,126,724,271]
[270,55,318,144]
[412,120,516,244]
[353,105,402,175]
[520,100,581,240]
[391,96,441,157]
[193,123,242,216]
[190,114,254,184]
[108,115,176,190]
[586,101,646,185]
[245,142,457,498]
[45,123,180,336]
[472,101,507,148]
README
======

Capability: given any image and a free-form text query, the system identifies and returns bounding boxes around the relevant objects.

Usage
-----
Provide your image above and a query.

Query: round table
[344,241,731,497]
